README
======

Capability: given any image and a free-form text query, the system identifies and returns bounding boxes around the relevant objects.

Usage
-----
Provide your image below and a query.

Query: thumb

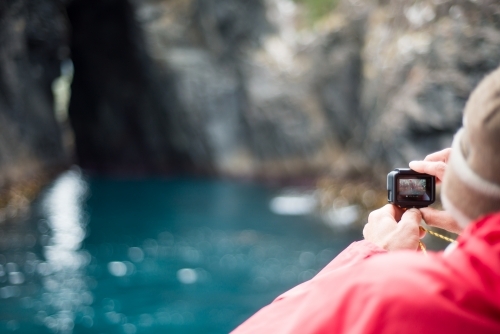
[398,208,422,233]
[390,208,422,251]
[401,208,422,223]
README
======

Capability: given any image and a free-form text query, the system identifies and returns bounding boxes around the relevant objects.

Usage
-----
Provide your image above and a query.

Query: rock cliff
[0,0,68,189]
[2,0,500,185]
[359,0,500,178]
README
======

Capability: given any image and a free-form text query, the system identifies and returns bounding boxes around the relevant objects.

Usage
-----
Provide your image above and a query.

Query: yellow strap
[419,226,456,243]
[418,226,456,256]
[425,229,456,243]
[419,241,427,255]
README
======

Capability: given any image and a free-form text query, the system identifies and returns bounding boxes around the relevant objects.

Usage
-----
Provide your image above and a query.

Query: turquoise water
[0,171,360,333]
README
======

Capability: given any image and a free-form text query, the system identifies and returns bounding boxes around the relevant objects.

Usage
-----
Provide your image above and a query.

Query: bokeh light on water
[0,169,92,333]
[0,175,360,333]
[39,169,93,333]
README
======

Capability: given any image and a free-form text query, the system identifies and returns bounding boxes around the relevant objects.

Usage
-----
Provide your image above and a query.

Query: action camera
[387,168,435,208]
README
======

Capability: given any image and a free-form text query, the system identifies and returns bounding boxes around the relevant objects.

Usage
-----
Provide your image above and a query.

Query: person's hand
[363,205,425,251]
[408,148,451,183]
[419,207,463,234]
[408,148,463,234]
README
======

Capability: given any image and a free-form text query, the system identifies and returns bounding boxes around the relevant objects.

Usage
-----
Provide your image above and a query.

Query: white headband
[449,128,500,198]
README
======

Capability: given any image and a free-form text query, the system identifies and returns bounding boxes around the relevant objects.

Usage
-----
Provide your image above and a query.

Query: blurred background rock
[2,0,500,187]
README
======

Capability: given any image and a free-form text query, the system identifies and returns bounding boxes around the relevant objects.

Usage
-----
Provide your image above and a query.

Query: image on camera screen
[398,178,428,199]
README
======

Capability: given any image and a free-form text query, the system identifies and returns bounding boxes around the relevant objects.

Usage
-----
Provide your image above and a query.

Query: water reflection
[269,189,317,216]
[0,169,91,333]
[38,169,92,333]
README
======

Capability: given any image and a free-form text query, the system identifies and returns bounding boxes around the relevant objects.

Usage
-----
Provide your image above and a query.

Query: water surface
[0,171,360,333]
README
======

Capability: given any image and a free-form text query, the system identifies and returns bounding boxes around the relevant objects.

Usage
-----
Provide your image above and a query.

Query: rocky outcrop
[3,0,500,184]
[113,0,500,180]
[359,0,500,178]
[64,0,337,178]
[0,0,69,189]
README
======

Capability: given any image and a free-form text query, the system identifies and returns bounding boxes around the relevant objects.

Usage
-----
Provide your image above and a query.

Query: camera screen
[397,178,430,201]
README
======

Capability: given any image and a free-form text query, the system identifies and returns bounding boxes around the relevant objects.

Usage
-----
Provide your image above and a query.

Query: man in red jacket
[232,67,500,333]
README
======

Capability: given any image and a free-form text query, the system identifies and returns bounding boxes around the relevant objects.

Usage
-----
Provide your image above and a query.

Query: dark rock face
[65,0,500,180]
[67,0,190,174]
[0,0,68,187]
[3,0,500,184]
[132,0,341,178]
[67,0,340,178]
[316,15,365,147]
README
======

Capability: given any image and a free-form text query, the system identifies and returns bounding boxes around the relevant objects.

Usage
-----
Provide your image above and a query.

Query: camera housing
[387,168,435,208]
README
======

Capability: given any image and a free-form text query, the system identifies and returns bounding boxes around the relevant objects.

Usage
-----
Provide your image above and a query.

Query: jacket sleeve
[275,240,386,301]
[314,240,387,277]
[231,240,387,334]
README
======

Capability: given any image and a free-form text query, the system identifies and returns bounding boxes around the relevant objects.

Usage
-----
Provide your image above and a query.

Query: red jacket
[232,213,500,333]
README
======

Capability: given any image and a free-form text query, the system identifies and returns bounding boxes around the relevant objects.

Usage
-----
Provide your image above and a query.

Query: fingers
[398,208,422,231]
[364,205,401,248]
[423,148,452,162]
[401,208,422,222]
[393,205,405,222]
[365,206,422,251]
[395,209,422,251]
[408,160,446,182]
[365,205,396,236]
[409,148,451,182]
[376,204,404,221]
[419,207,463,234]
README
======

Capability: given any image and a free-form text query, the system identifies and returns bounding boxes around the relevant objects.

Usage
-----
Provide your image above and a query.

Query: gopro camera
[387,168,435,208]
